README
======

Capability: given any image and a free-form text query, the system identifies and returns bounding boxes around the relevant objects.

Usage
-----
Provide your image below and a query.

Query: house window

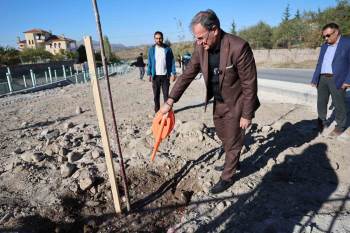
[50,44,52,48]
[54,43,56,48]
[58,43,61,48]
[32,40,34,44]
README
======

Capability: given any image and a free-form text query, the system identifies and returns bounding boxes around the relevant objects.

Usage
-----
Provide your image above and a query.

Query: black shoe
[210,178,235,194]
[214,162,241,172]
[317,118,327,133]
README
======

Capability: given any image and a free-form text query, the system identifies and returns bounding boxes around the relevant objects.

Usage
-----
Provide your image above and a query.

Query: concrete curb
[258,79,317,107]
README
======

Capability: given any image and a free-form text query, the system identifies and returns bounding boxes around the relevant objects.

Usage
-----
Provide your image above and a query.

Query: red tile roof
[24,28,50,34]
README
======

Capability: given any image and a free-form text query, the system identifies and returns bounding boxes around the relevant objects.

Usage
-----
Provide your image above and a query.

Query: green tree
[0,46,21,65]
[103,35,113,62]
[295,9,301,19]
[20,48,53,63]
[231,19,237,35]
[77,45,87,63]
[238,21,273,49]
[282,4,291,22]
[164,38,171,47]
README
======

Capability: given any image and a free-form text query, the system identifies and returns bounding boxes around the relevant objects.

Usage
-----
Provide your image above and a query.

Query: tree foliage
[103,35,113,62]
[230,19,237,35]
[236,0,350,49]
[20,48,53,63]
[0,46,21,65]
[239,21,273,49]
[77,45,87,63]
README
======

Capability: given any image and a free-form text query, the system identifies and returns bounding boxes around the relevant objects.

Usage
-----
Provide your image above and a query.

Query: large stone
[60,163,76,178]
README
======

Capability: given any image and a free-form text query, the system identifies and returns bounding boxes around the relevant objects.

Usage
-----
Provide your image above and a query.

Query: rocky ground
[0,68,349,233]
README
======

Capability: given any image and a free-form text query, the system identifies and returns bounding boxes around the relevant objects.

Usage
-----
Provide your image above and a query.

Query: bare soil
[0,68,349,233]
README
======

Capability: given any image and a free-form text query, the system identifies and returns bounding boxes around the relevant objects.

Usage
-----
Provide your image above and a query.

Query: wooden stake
[84,36,122,214]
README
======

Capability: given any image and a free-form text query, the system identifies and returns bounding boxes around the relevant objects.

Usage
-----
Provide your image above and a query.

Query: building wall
[253,48,321,66]
[45,40,69,54]
[24,33,37,49]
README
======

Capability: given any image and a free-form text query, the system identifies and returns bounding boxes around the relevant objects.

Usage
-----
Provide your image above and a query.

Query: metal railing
[0,63,132,96]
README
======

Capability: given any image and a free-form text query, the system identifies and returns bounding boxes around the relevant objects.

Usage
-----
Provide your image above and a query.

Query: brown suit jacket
[169,31,260,120]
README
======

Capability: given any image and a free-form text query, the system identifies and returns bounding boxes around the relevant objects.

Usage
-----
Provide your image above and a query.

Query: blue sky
[0,0,337,47]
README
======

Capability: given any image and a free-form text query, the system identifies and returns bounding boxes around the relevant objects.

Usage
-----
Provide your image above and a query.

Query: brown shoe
[329,128,343,137]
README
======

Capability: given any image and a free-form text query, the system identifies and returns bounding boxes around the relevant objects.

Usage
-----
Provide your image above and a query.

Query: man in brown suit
[160,9,259,194]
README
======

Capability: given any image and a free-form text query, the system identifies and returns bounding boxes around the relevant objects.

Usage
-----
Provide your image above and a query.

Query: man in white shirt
[147,31,176,113]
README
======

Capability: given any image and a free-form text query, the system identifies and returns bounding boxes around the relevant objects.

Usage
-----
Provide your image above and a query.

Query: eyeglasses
[195,30,211,43]
[322,30,336,39]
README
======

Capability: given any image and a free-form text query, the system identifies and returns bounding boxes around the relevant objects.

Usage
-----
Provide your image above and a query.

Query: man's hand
[160,98,174,115]
[240,117,251,129]
[170,75,177,82]
[341,83,350,90]
[311,83,317,88]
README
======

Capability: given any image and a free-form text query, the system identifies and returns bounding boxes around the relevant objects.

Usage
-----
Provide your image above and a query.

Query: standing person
[311,23,350,136]
[136,53,145,80]
[147,31,176,113]
[130,53,145,80]
[160,9,260,194]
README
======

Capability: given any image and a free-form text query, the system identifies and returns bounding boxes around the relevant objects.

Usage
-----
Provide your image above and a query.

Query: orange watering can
[150,110,175,161]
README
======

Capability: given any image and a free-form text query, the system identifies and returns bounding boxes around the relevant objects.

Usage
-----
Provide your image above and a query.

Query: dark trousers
[152,75,170,112]
[317,75,347,130]
[213,101,245,181]
[138,67,145,79]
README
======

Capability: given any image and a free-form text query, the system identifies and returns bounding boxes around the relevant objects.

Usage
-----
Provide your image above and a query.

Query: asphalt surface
[257,68,314,84]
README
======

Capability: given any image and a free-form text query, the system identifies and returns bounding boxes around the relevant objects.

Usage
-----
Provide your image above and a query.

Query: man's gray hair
[190,9,220,31]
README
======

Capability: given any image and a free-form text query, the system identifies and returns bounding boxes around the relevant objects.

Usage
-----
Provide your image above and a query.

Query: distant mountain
[76,39,128,52]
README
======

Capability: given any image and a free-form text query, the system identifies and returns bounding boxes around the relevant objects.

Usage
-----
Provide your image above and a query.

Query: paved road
[257,68,314,84]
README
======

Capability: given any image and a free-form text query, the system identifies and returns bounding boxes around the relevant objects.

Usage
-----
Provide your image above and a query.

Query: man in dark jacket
[131,53,145,80]
[311,23,350,136]
[160,9,260,194]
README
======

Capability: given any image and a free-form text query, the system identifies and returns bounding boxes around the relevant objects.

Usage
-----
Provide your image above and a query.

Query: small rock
[39,129,49,139]
[21,122,28,128]
[216,201,226,211]
[64,122,74,131]
[79,176,94,191]
[60,163,76,178]
[83,133,93,142]
[45,129,60,140]
[91,148,103,159]
[261,125,272,133]
[76,106,83,115]
[67,151,83,163]
[13,148,23,154]
[69,182,79,193]
[241,145,248,154]
[51,143,60,154]
[20,151,33,162]
[45,148,54,156]
[86,200,100,207]
[32,152,45,162]
[59,147,69,156]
